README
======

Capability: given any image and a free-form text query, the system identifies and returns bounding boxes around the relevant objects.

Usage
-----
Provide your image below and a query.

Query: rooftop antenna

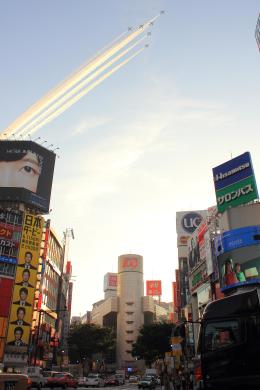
[33,136,41,142]
[28,133,32,141]
[52,147,60,152]
[41,140,47,146]
[47,143,53,149]
[11,134,16,140]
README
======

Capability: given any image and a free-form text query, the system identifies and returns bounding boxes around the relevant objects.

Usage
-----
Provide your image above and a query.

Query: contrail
[1,14,159,139]
[19,48,144,137]
[17,37,147,137]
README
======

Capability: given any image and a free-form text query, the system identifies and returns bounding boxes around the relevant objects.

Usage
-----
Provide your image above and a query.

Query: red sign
[146,280,162,296]
[0,277,14,317]
[172,281,177,307]
[175,270,181,309]
[122,257,139,269]
[0,222,21,241]
[108,274,117,287]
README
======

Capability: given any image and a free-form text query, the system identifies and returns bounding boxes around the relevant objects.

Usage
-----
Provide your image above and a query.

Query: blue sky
[0,1,259,315]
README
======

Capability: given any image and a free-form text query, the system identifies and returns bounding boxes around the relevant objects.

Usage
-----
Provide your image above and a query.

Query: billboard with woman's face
[0,141,56,213]
[215,226,260,292]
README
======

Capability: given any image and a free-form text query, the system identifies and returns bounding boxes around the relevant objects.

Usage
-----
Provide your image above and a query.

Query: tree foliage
[68,323,115,364]
[132,322,174,367]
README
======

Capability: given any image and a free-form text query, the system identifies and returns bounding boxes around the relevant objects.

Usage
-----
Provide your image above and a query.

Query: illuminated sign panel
[6,213,44,353]
[212,152,258,213]
[215,226,260,292]
[0,141,56,213]
[146,280,162,296]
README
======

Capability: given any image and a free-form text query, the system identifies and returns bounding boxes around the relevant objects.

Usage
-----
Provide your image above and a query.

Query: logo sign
[212,152,258,213]
[181,213,203,234]
[255,13,260,52]
[118,254,142,273]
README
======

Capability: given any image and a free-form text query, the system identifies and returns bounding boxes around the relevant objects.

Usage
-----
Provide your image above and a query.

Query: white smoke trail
[17,37,146,137]
[20,48,144,137]
[0,14,159,139]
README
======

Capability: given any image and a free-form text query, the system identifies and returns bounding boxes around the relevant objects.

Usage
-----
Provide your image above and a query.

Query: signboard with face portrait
[6,212,44,354]
[0,140,56,213]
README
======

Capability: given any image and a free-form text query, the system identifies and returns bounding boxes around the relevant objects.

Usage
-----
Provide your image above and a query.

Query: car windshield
[53,373,66,378]
[142,377,151,381]
[88,374,98,378]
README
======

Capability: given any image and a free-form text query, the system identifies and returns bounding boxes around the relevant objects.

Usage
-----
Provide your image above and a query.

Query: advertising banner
[212,152,258,213]
[146,280,162,296]
[172,281,177,307]
[215,226,260,292]
[0,141,56,213]
[6,212,44,354]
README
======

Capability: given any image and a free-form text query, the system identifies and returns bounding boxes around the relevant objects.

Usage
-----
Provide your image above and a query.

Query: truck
[196,288,260,390]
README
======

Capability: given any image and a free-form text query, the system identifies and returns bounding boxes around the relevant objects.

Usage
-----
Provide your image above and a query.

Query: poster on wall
[5,213,44,354]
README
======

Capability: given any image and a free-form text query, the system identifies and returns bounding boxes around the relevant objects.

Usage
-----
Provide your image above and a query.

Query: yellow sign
[6,213,44,352]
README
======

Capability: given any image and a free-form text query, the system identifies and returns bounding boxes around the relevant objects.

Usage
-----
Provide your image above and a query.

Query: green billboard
[216,175,258,213]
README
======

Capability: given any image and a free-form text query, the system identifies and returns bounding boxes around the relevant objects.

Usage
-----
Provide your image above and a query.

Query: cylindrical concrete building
[116,254,144,368]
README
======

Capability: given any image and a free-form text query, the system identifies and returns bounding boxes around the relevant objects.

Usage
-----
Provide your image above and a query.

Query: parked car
[85,373,105,387]
[138,376,156,389]
[129,375,138,384]
[42,371,59,387]
[47,372,78,388]
[115,374,125,385]
[27,366,44,388]
[78,377,87,387]
[104,376,120,386]
[0,374,29,390]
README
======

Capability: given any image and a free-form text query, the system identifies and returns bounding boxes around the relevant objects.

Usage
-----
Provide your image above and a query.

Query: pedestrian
[174,374,181,390]
[180,373,186,390]
[188,371,194,390]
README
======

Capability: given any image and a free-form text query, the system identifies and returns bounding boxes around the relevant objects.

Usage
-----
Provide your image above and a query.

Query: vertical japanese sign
[6,213,44,354]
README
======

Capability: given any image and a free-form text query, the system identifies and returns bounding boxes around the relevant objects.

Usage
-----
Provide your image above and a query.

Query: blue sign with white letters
[213,152,254,191]
[214,225,260,256]
[0,255,17,264]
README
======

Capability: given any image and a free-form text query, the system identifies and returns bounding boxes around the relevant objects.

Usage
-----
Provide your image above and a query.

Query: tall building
[90,254,172,369]
[116,254,144,368]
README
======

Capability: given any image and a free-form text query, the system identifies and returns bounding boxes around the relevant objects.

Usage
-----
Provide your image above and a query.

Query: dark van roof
[203,289,260,320]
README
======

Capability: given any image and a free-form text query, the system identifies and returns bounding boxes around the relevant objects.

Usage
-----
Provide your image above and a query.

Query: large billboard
[146,280,162,296]
[215,226,260,292]
[212,152,258,213]
[0,140,56,213]
[5,212,44,354]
